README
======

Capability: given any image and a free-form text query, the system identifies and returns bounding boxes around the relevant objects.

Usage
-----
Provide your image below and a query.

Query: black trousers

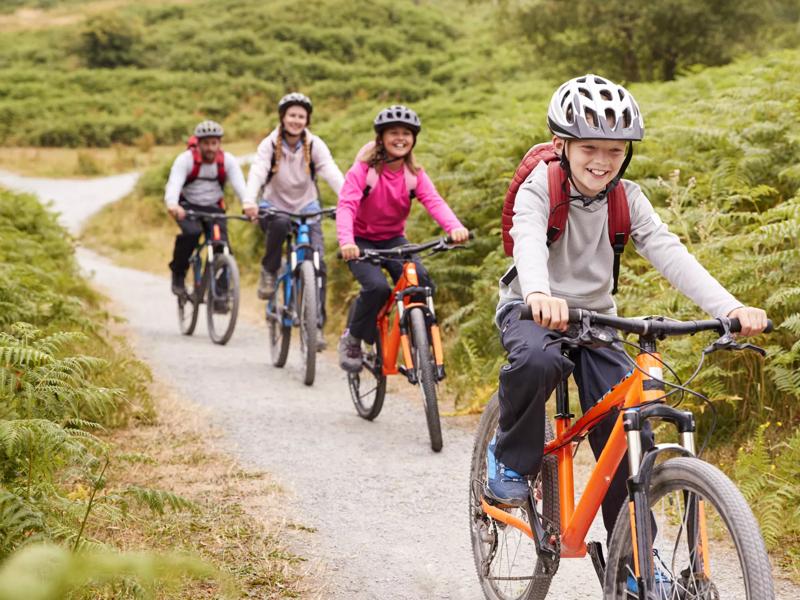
[346,236,434,345]
[496,304,654,538]
[259,212,327,325]
[169,199,228,275]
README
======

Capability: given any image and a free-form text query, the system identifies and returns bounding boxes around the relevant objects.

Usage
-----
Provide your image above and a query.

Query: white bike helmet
[194,120,224,139]
[278,93,313,119]
[547,74,644,141]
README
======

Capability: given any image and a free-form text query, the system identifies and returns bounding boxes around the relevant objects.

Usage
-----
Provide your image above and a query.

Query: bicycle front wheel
[269,272,291,367]
[297,260,318,386]
[177,257,201,335]
[604,456,774,600]
[469,392,559,600]
[409,307,442,452]
[206,253,240,345]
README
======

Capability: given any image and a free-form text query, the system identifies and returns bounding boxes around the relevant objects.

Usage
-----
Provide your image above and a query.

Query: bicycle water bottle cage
[704,318,767,357]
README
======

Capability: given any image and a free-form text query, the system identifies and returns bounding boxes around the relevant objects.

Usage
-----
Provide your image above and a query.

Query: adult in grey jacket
[164,120,252,296]
[486,75,769,541]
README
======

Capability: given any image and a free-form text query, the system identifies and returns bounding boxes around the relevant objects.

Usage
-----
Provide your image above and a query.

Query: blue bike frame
[271,221,319,328]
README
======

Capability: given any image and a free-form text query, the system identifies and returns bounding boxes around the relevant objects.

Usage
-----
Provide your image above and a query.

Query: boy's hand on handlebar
[525,292,569,332]
[168,206,186,221]
[728,306,768,337]
[243,205,259,220]
[340,243,360,261]
[449,227,470,244]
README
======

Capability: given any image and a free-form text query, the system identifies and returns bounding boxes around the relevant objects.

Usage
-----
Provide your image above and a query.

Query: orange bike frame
[374,261,445,377]
[483,351,667,558]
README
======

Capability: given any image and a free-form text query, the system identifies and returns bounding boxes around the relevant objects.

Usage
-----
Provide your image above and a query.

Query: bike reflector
[213,224,221,241]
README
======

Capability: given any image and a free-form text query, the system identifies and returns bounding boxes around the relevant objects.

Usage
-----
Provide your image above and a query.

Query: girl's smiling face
[555,137,627,197]
[381,126,415,160]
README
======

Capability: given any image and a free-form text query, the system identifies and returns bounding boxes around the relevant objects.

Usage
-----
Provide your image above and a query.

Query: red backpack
[501,142,630,294]
[185,135,226,188]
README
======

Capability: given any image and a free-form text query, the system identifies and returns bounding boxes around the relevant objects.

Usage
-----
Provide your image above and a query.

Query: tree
[508,0,768,81]
[80,14,142,69]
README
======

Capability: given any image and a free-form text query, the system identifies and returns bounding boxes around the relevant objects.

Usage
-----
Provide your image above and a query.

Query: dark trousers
[346,236,434,345]
[169,199,228,275]
[496,304,654,538]
[259,212,327,325]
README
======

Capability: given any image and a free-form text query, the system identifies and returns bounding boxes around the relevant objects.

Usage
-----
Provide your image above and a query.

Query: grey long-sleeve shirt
[496,161,743,326]
[164,150,247,208]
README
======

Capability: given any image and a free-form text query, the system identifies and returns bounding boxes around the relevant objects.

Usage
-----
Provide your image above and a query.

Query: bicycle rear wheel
[409,307,442,452]
[604,456,774,600]
[347,303,386,420]
[177,257,201,335]
[269,272,291,367]
[206,253,240,345]
[297,260,318,386]
[469,392,559,600]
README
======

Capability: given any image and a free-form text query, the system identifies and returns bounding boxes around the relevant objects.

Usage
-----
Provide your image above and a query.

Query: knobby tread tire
[469,392,560,600]
[604,456,774,600]
[409,308,442,452]
[178,259,201,336]
[270,273,291,367]
[348,303,387,420]
[299,260,318,386]
[206,253,240,345]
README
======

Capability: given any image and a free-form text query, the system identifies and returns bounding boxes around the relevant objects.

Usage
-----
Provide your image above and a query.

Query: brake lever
[704,334,767,357]
[542,320,617,351]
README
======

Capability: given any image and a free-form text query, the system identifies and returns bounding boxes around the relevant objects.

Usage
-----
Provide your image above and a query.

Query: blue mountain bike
[262,207,336,386]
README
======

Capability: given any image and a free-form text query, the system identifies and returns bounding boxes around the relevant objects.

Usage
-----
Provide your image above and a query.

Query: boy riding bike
[244,93,344,350]
[336,105,469,372]
[489,74,767,592]
[164,120,252,300]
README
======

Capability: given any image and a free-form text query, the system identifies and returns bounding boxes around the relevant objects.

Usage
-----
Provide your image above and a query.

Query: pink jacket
[336,161,463,246]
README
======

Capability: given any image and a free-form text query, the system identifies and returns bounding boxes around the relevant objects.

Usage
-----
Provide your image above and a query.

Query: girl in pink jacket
[336,105,469,372]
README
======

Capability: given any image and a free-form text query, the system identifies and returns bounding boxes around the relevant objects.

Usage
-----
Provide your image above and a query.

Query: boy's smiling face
[554,136,627,197]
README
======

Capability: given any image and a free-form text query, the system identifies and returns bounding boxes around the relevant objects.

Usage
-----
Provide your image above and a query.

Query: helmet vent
[600,89,612,101]
[578,87,591,98]
[622,108,631,128]
[584,107,598,128]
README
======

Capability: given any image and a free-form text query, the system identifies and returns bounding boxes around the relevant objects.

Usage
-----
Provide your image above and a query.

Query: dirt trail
[2,171,796,599]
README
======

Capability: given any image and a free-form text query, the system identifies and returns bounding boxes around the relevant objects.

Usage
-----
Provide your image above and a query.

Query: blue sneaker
[485,435,529,507]
[626,551,673,598]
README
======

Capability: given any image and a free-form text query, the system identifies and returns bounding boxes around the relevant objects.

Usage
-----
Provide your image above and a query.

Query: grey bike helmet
[278,92,313,119]
[194,120,224,139]
[547,74,644,141]
[373,105,421,135]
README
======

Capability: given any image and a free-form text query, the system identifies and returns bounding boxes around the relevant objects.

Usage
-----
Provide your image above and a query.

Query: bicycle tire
[469,392,560,600]
[177,257,201,336]
[604,456,774,600]
[409,307,442,452]
[206,253,240,345]
[269,272,291,367]
[298,260,318,386]
[347,303,387,420]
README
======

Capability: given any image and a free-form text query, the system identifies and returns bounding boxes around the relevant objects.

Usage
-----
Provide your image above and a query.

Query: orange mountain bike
[469,308,775,600]
[344,235,471,452]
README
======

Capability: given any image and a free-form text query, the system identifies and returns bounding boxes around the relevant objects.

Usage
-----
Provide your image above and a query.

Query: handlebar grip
[445,231,475,244]
[518,306,580,322]
[728,318,774,334]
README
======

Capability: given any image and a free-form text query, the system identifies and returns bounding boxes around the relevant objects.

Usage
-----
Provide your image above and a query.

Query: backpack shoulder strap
[546,161,570,246]
[215,150,226,188]
[265,141,277,184]
[403,166,417,200]
[309,139,316,181]
[186,146,202,185]
[606,184,631,294]
[363,166,379,198]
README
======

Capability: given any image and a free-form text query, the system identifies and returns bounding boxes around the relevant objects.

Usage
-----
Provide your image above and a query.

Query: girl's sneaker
[337,330,362,372]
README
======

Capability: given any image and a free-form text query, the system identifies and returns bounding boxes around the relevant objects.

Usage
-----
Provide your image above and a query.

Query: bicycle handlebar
[183,210,251,222]
[257,207,336,220]
[519,306,773,337]
[337,231,475,260]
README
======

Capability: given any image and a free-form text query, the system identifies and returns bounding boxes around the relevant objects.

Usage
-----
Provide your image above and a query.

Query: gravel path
[3,171,796,599]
